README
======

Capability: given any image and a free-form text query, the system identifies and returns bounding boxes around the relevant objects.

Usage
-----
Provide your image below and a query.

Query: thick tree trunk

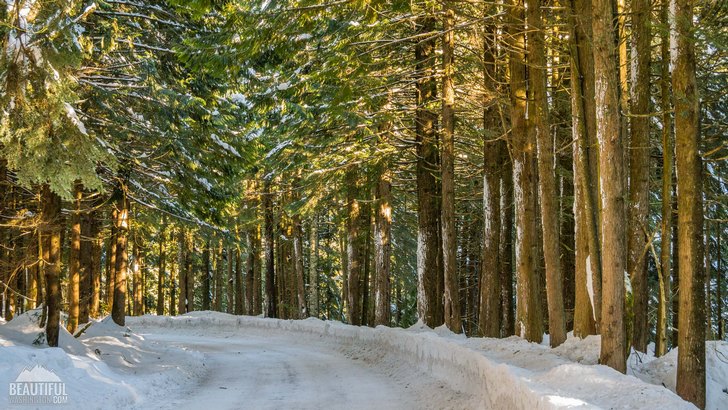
[345,169,363,326]
[41,185,62,347]
[225,243,234,314]
[263,179,277,318]
[509,0,542,343]
[593,0,627,373]
[480,19,502,338]
[185,231,194,312]
[441,1,461,333]
[245,235,255,314]
[627,0,652,353]
[374,171,392,327]
[671,0,705,404]
[528,0,566,347]
[111,190,130,326]
[67,183,82,334]
[415,13,444,328]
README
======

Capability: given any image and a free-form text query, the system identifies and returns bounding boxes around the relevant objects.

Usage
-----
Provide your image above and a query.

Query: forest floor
[0,310,726,409]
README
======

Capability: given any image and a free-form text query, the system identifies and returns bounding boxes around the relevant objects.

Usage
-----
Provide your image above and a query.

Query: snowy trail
[142,331,466,410]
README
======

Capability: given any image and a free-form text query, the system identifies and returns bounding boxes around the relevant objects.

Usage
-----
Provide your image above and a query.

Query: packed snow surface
[1,310,724,409]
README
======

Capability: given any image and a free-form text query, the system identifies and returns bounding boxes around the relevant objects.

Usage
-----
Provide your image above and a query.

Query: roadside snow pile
[0,309,204,409]
[130,312,698,410]
[548,331,728,410]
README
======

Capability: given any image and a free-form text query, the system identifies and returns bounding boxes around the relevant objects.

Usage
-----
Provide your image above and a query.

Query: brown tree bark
[671,0,706,404]
[345,168,363,326]
[528,0,566,347]
[234,247,244,315]
[592,0,626,373]
[627,0,652,353]
[157,226,166,316]
[132,240,144,316]
[500,154,515,337]
[41,185,62,347]
[177,229,187,315]
[655,0,672,357]
[480,18,502,338]
[308,217,319,318]
[67,183,82,334]
[203,240,212,311]
[263,179,277,318]
[441,0,461,334]
[509,0,542,343]
[374,170,392,327]
[415,12,444,328]
[293,215,307,319]
[111,189,130,326]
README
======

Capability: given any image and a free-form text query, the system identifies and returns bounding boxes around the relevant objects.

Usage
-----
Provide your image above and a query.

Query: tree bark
[111,189,130,326]
[41,185,62,347]
[509,0,542,343]
[528,0,566,347]
[132,240,144,316]
[655,0,672,357]
[374,171,392,327]
[177,229,187,315]
[592,0,627,373]
[308,217,319,318]
[203,240,212,311]
[415,12,444,328]
[500,154,515,337]
[345,169,363,326]
[263,179,277,318]
[293,215,307,319]
[157,225,166,316]
[627,0,652,353]
[671,0,706,404]
[441,0,461,333]
[67,183,82,334]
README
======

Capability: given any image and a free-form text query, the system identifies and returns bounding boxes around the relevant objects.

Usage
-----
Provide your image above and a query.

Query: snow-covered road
[144,331,462,410]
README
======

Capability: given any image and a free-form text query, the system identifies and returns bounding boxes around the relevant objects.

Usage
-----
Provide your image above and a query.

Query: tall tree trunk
[374,171,392,326]
[41,185,62,347]
[346,169,363,326]
[671,0,705,404]
[112,189,130,326]
[627,0,652,353]
[203,240,212,311]
[569,0,599,337]
[415,13,444,328]
[655,0,672,357]
[480,18,502,338]
[225,243,234,314]
[79,193,92,324]
[106,221,117,314]
[441,0,461,333]
[593,0,626,373]
[185,231,194,312]
[509,0,542,343]
[308,217,319,318]
[245,235,255,314]
[133,240,144,316]
[157,225,166,316]
[67,183,82,334]
[528,0,566,347]
[293,215,307,318]
[177,229,187,315]
[500,156,515,337]
[263,179,277,318]
[234,247,244,315]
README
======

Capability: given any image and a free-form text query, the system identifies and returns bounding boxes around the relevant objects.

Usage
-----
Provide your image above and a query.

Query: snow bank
[129,312,696,410]
[0,310,205,409]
